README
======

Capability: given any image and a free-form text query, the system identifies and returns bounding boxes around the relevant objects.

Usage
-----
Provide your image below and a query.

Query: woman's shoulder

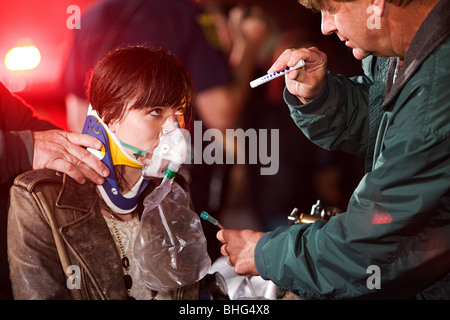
[13,168,64,192]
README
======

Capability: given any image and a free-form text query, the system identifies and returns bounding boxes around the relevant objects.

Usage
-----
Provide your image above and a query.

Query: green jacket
[255,0,450,299]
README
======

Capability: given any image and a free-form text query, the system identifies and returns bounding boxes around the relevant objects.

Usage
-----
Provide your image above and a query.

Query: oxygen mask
[141,115,189,179]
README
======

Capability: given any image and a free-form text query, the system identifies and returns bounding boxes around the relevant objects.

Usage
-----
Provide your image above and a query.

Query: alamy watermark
[66,5,81,30]
[67,4,383,31]
[185,121,279,176]
[367,5,382,30]
[366,265,381,290]
[66,265,81,290]
[66,264,382,291]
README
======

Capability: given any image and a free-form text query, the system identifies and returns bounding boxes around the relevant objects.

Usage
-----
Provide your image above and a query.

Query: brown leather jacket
[7,169,198,300]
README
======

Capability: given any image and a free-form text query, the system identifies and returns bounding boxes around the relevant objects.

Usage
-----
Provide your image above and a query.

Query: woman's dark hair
[87,46,195,129]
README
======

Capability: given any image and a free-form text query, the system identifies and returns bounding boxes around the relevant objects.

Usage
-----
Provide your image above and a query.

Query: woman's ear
[108,104,131,133]
[108,119,119,133]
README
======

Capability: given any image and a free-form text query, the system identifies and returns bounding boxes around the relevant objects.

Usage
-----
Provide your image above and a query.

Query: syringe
[200,211,224,230]
[200,210,258,298]
[249,60,305,88]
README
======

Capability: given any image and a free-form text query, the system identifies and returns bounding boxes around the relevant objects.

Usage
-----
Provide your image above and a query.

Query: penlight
[5,45,41,71]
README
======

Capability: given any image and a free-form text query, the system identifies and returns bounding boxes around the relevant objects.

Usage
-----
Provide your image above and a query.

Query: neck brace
[82,105,150,214]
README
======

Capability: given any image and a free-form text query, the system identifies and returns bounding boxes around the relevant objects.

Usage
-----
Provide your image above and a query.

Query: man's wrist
[284,74,332,117]
[254,232,271,279]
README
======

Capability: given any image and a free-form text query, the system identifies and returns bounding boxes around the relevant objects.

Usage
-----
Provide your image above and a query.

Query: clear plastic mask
[141,115,189,179]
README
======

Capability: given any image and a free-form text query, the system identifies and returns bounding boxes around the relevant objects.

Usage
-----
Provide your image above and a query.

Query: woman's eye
[149,109,162,116]
[175,108,184,116]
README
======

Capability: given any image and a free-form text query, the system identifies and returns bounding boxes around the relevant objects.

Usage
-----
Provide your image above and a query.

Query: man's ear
[371,0,386,16]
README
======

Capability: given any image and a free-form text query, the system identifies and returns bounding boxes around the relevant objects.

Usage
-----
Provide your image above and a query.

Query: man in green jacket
[218,0,450,299]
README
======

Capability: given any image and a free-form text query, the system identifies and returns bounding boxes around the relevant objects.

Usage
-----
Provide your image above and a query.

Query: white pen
[250,60,305,88]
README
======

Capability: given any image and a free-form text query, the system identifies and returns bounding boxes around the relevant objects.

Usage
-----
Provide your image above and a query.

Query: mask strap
[162,124,179,135]
[120,140,146,159]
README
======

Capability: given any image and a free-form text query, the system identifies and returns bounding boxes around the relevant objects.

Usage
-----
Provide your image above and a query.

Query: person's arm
[254,124,450,299]
[286,71,372,156]
[0,82,109,184]
[273,52,376,157]
[0,130,34,184]
[0,81,56,183]
[31,130,108,185]
[0,129,109,185]
[219,51,450,298]
[220,121,450,299]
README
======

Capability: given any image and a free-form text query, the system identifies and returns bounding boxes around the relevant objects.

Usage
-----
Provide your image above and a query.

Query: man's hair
[88,46,195,130]
[298,0,416,11]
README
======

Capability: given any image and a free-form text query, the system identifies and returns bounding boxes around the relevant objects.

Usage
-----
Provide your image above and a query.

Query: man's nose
[321,11,337,35]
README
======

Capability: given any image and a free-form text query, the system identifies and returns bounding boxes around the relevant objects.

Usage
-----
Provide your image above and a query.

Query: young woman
[7,46,198,300]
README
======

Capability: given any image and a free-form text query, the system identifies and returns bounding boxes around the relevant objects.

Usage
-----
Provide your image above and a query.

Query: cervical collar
[82,105,150,214]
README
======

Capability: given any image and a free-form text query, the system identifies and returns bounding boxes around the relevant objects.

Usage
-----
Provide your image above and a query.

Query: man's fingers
[287,69,301,80]
[32,130,108,184]
[65,131,103,150]
[48,158,86,184]
[51,157,106,185]
[62,132,109,179]
[220,244,228,257]
[65,142,109,178]
[217,229,263,276]
[267,48,294,73]
[217,229,226,243]
[268,48,312,73]
[74,160,106,185]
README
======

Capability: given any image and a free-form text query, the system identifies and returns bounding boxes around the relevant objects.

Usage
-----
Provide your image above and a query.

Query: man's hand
[217,229,265,276]
[268,47,328,104]
[32,130,109,184]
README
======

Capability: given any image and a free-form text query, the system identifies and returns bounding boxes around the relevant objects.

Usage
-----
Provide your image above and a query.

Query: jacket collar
[383,0,450,107]
[56,173,164,213]
[56,174,97,211]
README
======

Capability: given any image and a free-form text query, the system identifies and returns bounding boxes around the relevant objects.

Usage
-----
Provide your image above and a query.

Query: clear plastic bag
[133,179,211,292]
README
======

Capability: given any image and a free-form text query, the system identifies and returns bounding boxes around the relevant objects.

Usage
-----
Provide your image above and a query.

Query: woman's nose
[161,115,182,134]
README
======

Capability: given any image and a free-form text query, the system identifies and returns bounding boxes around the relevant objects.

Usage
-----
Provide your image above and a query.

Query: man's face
[320,0,382,60]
